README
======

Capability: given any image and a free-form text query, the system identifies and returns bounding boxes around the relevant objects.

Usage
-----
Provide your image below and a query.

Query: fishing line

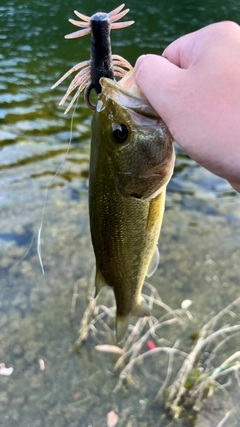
[37,98,79,275]
[7,101,78,284]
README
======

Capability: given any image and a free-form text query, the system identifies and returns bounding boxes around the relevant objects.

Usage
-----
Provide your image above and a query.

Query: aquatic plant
[161,298,240,420]
[114,297,240,421]
[74,279,240,423]
[74,278,187,348]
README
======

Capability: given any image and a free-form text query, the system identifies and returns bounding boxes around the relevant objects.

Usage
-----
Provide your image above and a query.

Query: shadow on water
[0,0,240,426]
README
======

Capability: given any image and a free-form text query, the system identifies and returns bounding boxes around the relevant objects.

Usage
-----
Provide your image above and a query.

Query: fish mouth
[130,192,143,199]
[99,70,159,119]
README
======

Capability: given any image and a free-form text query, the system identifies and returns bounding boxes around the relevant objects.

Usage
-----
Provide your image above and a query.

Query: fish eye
[112,123,129,144]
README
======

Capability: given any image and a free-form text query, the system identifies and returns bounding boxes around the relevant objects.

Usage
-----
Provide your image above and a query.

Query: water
[0,1,240,426]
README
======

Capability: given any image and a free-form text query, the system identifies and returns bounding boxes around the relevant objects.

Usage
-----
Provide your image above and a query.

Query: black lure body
[89,13,114,96]
[52,4,134,112]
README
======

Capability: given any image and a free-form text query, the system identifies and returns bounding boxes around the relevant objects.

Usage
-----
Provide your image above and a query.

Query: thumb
[135,54,186,127]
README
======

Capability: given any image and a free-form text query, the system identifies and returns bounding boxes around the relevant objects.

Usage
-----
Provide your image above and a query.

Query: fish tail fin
[116,315,130,343]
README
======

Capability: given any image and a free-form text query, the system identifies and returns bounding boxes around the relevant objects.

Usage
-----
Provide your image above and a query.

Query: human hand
[135,21,240,192]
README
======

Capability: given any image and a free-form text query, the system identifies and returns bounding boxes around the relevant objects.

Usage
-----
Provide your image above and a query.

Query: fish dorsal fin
[94,267,108,297]
[146,245,160,278]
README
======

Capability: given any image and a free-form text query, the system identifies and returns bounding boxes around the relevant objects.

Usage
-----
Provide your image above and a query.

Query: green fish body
[89,71,175,341]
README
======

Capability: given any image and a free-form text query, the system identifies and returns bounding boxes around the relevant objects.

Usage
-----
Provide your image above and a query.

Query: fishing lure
[52,4,134,112]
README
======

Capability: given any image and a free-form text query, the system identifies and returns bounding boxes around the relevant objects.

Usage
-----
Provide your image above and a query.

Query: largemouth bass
[89,71,175,341]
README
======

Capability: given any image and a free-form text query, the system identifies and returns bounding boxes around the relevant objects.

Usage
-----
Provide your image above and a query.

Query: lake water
[0,1,240,426]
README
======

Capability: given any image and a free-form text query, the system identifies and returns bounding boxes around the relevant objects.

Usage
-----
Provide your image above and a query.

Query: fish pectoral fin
[146,245,160,278]
[116,315,130,343]
[94,267,108,297]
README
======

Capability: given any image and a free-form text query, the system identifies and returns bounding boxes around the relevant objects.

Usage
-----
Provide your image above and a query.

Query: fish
[89,71,175,341]
[52,5,175,342]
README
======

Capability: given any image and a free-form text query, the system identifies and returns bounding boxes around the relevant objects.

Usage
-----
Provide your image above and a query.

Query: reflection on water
[0,1,240,426]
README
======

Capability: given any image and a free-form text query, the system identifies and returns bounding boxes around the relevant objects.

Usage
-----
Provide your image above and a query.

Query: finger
[163,30,201,69]
[163,22,239,69]
[135,54,186,125]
